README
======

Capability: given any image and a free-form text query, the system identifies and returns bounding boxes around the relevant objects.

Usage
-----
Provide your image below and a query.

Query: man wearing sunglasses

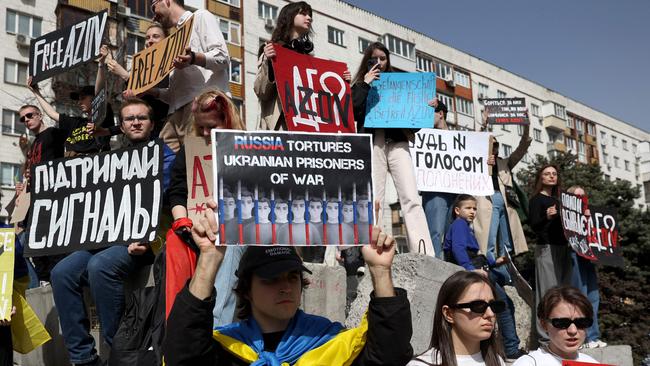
[49,98,175,366]
[148,0,230,153]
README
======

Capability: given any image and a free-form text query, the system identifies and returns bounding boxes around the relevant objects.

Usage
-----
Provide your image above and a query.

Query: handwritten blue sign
[364,72,436,129]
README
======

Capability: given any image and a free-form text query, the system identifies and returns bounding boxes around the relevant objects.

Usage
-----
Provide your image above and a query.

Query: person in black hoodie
[528,164,573,343]
[163,200,413,366]
[351,42,435,256]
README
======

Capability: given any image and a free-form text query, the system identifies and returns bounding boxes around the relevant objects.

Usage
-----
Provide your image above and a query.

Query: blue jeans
[570,252,601,341]
[213,246,246,328]
[422,192,455,258]
[489,270,520,355]
[50,246,150,364]
[486,192,513,284]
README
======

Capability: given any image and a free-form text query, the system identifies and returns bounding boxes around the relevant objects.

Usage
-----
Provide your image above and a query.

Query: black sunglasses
[19,112,37,122]
[548,317,593,330]
[451,300,506,314]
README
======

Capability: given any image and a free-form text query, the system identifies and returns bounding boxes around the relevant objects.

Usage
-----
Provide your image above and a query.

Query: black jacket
[168,145,187,210]
[163,285,413,366]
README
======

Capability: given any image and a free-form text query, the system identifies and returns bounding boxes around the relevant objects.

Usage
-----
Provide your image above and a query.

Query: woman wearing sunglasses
[408,271,506,366]
[512,286,598,365]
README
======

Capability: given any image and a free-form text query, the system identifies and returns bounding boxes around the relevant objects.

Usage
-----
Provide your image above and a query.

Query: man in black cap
[163,200,413,365]
[27,77,115,155]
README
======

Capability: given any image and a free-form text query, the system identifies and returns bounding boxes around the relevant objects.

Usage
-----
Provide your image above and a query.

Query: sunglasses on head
[451,300,506,314]
[547,317,593,330]
[19,112,38,122]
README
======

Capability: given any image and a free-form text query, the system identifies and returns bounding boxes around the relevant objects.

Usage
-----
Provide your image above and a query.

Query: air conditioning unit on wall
[16,34,30,47]
[264,18,274,30]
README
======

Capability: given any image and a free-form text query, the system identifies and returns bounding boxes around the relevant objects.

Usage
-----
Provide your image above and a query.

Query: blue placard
[364,72,437,128]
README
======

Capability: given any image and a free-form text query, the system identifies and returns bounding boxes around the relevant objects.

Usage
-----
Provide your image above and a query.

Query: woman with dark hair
[351,42,434,255]
[254,1,314,131]
[408,271,506,366]
[528,164,573,342]
[513,286,598,365]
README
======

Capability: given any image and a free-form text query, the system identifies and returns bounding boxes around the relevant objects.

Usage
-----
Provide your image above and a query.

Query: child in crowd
[443,194,524,361]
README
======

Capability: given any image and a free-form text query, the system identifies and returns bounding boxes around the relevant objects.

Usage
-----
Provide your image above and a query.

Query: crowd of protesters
[2,1,610,365]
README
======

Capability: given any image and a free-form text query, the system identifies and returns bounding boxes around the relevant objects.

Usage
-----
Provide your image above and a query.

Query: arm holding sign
[507,112,532,170]
[254,51,277,102]
[194,10,230,72]
[27,77,59,122]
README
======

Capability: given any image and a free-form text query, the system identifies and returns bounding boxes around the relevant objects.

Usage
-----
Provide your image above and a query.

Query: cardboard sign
[25,141,164,257]
[184,136,213,223]
[410,129,494,196]
[0,229,15,321]
[211,130,373,245]
[562,361,614,366]
[91,87,106,125]
[484,98,529,125]
[29,11,108,83]
[126,17,194,95]
[364,72,436,128]
[10,190,30,224]
[272,45,355,133]
[560,192,623,267]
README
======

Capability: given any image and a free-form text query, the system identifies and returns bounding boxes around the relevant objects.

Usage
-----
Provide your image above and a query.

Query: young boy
[443,194,525,360]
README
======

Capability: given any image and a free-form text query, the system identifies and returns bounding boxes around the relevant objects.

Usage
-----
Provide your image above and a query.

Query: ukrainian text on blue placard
[364,72,436,129]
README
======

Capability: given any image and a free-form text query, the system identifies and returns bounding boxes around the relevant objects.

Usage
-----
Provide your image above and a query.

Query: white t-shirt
[408,348,506,366]
[511,348,599,366]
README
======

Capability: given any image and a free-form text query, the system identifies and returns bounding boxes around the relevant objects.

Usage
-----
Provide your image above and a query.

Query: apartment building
[0,0,57,221]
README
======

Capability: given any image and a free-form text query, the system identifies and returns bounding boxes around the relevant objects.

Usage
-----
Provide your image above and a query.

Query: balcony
[543,115,566,133]
[547,141,567,154]
[586,135,597,145]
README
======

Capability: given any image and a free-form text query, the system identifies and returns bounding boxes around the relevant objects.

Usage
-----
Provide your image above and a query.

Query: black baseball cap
[236,246,312,279]
[70,85,95,100]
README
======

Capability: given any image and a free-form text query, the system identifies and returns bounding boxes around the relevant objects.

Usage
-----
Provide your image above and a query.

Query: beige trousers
[160,102,194,153]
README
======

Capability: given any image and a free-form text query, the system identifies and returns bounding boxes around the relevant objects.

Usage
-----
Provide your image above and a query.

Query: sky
[343,0,650,132]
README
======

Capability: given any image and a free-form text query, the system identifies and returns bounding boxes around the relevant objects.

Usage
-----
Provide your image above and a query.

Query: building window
[438,93,454,115]
[416,54,433,72]
[496,90,506,98]
[566,116,574,128]
[502,144,512,157]
[218,0,240,7]
[455,97,473,116]
[127,0,153,18]
[553,103,566,119]
[5,9,42,38]
[126,33,145,55]
[258,1,278,20]
[328,26,344,47]
[578,142,586,162]
[533,128,542,142]
[2,109,25,136]
[435,61,452,80]
[358,37,371,53]
[587,123,595,135]
[229,58,241,83]
[453,70,470,88]
[565,137,576,151]
[4,59,28,85]
[384,34,414,59]
[0,163,21,188]
[600,131,606,141]
[576,119,584,133]
[531,103,540,117]
[614,156,620,168]
[517,125,524,136]
[603,153,609,164]
[632,143,638,153]
[218,18,241,45]
[612,136,618,147]
[501,124,510,132]
[624,160,630,171]
[604,174,610,180]
[478,83,488,98]
[622,139,628,151]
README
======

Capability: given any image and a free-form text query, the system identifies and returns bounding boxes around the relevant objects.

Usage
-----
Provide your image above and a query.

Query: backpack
[108,251,166,366]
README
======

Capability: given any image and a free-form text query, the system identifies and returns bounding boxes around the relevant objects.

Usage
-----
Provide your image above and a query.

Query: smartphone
[367,57,379,70]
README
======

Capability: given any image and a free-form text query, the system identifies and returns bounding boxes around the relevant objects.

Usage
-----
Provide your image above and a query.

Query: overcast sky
[343,0,649,132]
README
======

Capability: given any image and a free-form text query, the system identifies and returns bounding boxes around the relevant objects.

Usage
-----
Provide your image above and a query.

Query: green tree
[516,152,650,363]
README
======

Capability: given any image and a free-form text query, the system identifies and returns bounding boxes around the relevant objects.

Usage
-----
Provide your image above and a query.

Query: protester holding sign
[163,200,413,365]
[512,286,599,365]
[565,186,607,349]
[255,1,314,131]
[150,0,230,152]
[529,165,573,342]
[351,42,434,256]
[167,89,246,328]
[49,99,174,366]
[473,118,531,265]
[408,271,506,366]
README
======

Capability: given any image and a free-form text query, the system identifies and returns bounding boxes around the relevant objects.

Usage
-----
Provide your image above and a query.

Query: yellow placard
[126,16,194,95]
[0,229,15,321]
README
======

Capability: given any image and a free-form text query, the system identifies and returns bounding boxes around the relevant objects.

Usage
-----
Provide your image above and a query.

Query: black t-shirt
[528,193,567,246]
[29,127,66,167]
[262,331,284,352]
[59,105,114,153]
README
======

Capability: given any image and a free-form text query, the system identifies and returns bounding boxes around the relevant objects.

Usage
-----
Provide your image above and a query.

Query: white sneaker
[582,339,608,348]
